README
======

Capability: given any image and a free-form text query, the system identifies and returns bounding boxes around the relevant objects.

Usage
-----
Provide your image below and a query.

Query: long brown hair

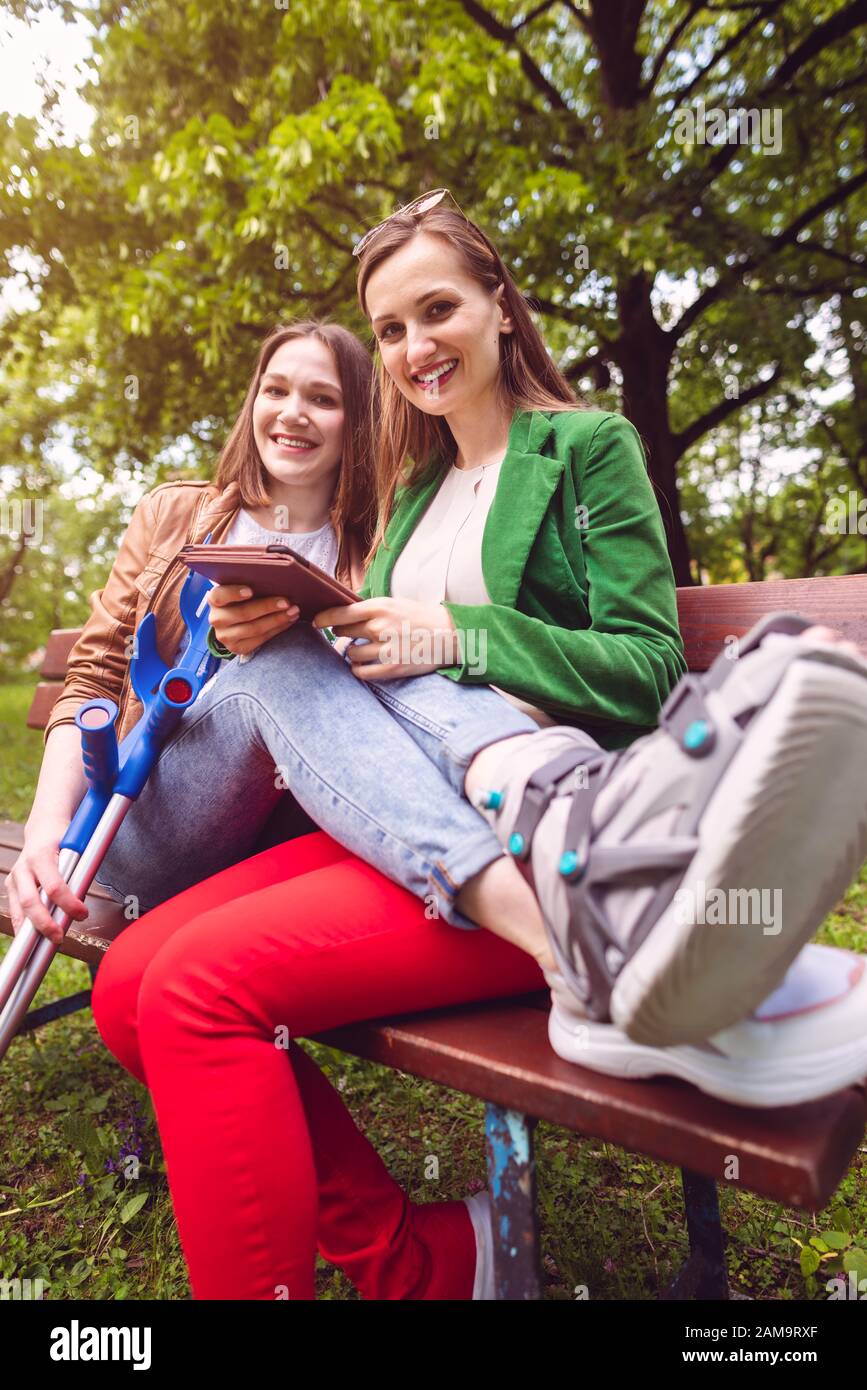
[214,321,378,585]
[355,206,587,566]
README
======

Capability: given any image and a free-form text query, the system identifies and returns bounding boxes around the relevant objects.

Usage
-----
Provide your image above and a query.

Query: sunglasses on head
[351,188,468,259]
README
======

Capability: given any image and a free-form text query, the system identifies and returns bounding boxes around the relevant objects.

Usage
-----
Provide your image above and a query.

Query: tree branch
[752,280,861,299]
[641,0,705,97]
[662,2,783,105]
[458,0,586,132]
[771,0,867,90]
[669,165,867,343]
[514,0,560,31]
[792,239,867,271]
[814,70,867,99]
[560,0,593,28]
[563,351,613,389]
[769,165,867,246]
[703,1,782,10]
[674,0,867,202]
[673,362,783,456]
[300,211,353,256]
[527,294,588,325]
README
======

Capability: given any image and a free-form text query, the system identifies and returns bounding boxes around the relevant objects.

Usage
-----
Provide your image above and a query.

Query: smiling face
[365,231,513,419]
[251,336,345,497]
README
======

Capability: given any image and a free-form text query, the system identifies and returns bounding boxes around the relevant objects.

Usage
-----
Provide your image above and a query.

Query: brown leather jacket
[43,478,367,749]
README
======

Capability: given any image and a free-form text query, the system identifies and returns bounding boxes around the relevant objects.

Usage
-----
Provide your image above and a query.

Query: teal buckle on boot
[559,848,588,882]
[683,719,712,751]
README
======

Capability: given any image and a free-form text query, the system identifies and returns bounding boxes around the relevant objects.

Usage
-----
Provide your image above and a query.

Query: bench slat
[40,629,83,680]
[26,683,64,731]
[313,1002,867,1211]
[28,573,867,730]
[676,575,867,670]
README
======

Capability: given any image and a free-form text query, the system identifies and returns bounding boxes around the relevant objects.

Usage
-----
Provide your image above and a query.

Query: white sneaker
[463,1190,495,1299]
[547,943,867,1107]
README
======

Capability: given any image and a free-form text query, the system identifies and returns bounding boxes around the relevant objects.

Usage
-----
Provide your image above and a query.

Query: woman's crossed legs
[91,827,545,1299]
[95,620,556,967]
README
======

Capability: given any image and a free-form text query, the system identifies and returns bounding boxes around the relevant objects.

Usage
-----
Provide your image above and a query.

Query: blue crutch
[0,560,221,1062]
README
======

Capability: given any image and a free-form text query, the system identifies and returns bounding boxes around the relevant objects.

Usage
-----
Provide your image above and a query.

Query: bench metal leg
[484,1104,542,1300]
[16,988,94,1033]
[664,1167,729,1300]
[15,960,101,1036]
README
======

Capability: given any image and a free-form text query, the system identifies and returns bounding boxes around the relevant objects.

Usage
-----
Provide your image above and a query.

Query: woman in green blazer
[356,403,686,749]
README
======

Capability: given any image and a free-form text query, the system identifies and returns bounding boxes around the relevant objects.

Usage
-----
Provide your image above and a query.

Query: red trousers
[90,830,545,1299]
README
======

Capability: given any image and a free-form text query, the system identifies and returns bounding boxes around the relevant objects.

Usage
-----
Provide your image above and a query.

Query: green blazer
[359,408,687,750]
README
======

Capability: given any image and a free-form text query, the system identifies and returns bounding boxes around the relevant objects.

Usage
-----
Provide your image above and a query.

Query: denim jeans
[95,623,537,928]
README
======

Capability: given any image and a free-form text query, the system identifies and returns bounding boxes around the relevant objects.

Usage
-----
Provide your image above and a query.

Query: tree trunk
[613,271,695,586]
[0,534,27,606]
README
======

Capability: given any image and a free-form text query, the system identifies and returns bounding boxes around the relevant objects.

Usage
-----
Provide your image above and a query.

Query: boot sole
[610,658,867,1046]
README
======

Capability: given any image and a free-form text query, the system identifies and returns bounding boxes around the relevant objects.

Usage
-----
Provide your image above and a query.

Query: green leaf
[68,1259,91,1286]
[119,1192,149,1224]
[44,1095,73,1112]
[819,1231,849,1251]
[830,1207,853,1233]
[800,1247,820,1276]
[843,1248,867,1280]
[62,1114,95,1155]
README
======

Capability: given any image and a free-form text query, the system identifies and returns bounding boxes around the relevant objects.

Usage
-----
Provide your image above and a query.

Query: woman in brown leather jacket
[9,318,376,935]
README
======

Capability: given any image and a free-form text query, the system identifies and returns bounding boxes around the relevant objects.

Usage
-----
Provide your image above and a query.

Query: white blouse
[390,459,503,606]
[389,460,556,727]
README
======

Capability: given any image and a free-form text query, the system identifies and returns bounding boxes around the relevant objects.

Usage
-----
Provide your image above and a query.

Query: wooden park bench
[2,573,867,1300]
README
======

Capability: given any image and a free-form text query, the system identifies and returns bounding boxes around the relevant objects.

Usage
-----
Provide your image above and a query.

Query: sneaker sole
[611,657,867,1046]
[549,1006,867,1108]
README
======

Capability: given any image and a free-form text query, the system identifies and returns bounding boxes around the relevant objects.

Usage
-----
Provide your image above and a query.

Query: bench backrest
[27,574,867,730]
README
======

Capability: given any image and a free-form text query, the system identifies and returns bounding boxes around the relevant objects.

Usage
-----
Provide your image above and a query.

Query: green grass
[1,680,865,1301]
[0,679,43,822]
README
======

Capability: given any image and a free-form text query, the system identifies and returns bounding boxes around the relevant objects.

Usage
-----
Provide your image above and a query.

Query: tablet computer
[179,543,359,622]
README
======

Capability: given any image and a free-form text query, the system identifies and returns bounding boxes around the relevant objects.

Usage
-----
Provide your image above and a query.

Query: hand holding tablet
[180,542,361,657]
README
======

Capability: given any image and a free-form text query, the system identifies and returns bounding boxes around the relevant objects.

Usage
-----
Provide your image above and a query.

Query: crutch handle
[113,668,198,800]
[75,698,119,798]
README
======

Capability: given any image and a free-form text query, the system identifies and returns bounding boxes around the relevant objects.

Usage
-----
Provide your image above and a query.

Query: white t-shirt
[175,507,339,702]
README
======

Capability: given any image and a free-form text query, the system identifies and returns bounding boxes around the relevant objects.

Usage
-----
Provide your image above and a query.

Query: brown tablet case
[179,543,359,621]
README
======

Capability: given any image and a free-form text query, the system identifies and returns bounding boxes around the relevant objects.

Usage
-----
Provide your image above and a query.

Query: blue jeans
[95,623,537,928]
